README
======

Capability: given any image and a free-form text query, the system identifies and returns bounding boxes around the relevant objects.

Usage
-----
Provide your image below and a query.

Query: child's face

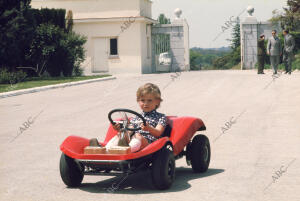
[138,93,160,112]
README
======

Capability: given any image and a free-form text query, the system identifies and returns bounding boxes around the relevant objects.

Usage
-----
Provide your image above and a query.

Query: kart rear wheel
[152,147,175,190]
[60,153,84,187]
[191,135,210,173]
[185,141,192,166]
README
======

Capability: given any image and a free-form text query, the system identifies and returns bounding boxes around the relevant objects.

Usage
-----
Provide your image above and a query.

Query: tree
[283,0,300,30]
[158,14,171,24]
[27,23,86,77]
[212,17,241,69]
[66,10,73,33]
[228,17,241,50]
[190,50,202,70]
[0,0,33,70]
[271,0,300,31]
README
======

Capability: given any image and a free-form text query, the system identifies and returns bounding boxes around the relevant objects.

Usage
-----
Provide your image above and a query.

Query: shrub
[0,69,27,84]
[59,31,86,76]
[292,51,300,70]
[290,31,300,52]
[27,24,86,77]
[0,0,34,70]
[1,4,86,77]
[212,46,241,69]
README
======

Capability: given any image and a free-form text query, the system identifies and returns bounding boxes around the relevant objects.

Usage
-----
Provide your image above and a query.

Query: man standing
[267,30,282,74]
[283,30,295,74]
[257,34,266,74]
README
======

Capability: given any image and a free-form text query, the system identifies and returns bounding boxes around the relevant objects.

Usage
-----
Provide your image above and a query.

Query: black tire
[152,148,175,190]
[191,135,211,173]
[59,153,84,187]
[185,142,192,166]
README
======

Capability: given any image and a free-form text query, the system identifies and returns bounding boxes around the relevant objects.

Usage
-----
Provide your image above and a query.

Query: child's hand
[141,122,150,132]
[112,123,121,131]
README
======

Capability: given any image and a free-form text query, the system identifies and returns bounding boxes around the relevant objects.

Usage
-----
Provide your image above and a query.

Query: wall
[32,0,146,18]
[152,19,190,73]
[31,0,155,75]
[74,20,143,74]
[139,0,152,18]
[140,23,153,74]
[183,19,190,70]
[241,17,281,69]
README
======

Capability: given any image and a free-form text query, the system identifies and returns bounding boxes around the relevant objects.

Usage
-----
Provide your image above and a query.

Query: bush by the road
[27,24,86,77]
[292,51,300,70]
[0,1,86,77]
[212,46,241,69]
[0,69,27,84]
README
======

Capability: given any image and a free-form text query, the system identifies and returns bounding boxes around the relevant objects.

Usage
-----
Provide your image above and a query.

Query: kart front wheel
[59,153,84,187]
[191,135,211,173]
[152,147,175,190]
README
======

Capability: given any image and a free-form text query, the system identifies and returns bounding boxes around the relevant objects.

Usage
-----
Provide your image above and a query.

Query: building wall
[183,19,190,70]
[32,0,152,19]
[152,20,190,72]
[31,0,154,75]
[139,0,152,18]
[241,23,258,69]
[141,23,152,74]
[258,22,281,40]
[74,20,144,74]
[241,17,281,69]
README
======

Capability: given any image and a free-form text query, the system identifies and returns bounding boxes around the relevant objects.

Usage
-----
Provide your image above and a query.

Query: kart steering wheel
[108,109,147,131]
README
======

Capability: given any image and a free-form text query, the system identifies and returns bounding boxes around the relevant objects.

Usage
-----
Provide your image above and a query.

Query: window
[110,38,118,56]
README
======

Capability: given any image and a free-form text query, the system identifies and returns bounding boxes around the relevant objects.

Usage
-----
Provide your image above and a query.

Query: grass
[0,75,111,93]
[231,63,241,70]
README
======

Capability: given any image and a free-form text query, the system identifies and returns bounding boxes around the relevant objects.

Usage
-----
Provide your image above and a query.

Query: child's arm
[141,123,165,138]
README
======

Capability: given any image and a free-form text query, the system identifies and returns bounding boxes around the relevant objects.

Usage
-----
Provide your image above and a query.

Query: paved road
[1,70,299,201]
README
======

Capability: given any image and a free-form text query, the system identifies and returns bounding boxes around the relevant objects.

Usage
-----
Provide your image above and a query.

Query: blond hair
[136,83,163,108]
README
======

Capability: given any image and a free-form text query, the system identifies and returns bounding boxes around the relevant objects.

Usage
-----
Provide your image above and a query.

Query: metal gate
[151,23,188,73]
[152,33,171,72]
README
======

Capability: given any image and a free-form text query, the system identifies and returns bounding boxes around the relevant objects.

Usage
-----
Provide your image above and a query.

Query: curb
[0,76,116,99]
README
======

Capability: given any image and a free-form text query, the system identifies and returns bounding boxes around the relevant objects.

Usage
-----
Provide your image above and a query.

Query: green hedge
[290,32,300,52]
[31,8,66,30]
[278,31,300,53]
[28,24,86,77]
[1,2,86,77]
[0,69,27,84]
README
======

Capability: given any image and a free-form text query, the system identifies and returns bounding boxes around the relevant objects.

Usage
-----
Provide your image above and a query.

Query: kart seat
[161,124,172,137]
[160,117,174,138]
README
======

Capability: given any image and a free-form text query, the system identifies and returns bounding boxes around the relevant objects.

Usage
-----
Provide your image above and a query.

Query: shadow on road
[78,167,224,194]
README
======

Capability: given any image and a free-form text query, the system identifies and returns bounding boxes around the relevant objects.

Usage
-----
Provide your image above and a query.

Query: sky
[152,0,287,48]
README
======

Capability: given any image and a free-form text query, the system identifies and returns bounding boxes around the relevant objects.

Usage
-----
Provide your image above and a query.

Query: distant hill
[190,47,232,70]
[191,47,231,56]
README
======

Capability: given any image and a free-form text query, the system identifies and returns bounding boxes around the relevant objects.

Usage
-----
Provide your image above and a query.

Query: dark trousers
[257,55,265,73]
[270,55,280,74]
[283,52,293,73]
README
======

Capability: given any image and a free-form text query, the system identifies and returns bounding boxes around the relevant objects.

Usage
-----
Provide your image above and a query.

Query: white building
[31,0,156,74]
[31,0,190,74]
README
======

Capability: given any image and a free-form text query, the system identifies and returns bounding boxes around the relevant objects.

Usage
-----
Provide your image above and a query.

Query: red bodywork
[60,116,205,161]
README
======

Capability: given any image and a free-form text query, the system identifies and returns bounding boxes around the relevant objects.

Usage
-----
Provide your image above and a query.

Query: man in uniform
[283,30,295,74]
[257,34,266,74]
[267,30,282,75]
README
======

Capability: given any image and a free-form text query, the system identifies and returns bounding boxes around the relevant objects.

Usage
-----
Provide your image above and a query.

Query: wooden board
[84,146,106,154]
[106,146,131,154]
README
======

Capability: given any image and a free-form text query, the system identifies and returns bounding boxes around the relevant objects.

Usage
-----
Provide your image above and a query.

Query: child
[106,83,167,152]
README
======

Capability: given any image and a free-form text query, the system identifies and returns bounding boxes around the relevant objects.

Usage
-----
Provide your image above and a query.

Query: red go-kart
[59,109,210,190]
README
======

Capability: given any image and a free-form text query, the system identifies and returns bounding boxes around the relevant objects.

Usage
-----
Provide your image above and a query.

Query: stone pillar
[241,6,258,69]
[151,8,190,73]
[171,8,190,71]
